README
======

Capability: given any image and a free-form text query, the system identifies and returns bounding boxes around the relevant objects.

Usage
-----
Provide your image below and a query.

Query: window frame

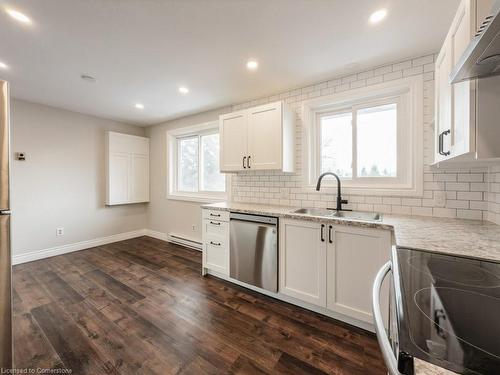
[302,76,423,197]
[167,121,230,203]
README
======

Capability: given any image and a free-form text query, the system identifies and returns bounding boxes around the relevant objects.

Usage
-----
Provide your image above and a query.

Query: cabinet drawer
[203,235,229,275]
[202,209,229,222]
[203,219,229,237]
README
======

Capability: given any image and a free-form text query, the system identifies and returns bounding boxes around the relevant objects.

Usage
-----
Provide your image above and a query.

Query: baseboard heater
[168,233,202,251]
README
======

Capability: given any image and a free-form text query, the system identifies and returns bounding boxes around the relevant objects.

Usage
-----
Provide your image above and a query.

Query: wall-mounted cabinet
[434,0,500,164]
[106,131,150,205]
[219,101,295,173]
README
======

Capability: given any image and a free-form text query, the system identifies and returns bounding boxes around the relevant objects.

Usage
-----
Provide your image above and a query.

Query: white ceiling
[0,0,459,126]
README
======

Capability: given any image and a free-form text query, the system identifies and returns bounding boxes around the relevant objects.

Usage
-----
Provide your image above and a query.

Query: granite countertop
[202,201,500,263]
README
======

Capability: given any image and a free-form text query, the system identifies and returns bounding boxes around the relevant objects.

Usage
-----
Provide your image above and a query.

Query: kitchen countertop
[202,201,500,263]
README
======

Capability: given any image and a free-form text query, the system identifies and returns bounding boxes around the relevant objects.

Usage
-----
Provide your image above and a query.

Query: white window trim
[302,76,423,197]
[167,121,230,203]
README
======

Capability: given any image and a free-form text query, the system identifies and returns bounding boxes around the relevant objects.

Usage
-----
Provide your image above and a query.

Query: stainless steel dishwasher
[229,212,278,292]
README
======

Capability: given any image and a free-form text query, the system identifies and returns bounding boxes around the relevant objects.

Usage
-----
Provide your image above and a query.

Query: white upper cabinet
[219,111,248,172]
[106,131,150,205]
[219,101,295,173]
[435,39,453,162]
[434,0,500,163]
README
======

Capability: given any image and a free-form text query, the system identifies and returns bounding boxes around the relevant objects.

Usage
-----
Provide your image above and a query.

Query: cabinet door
[247,102,282,170]
[450,0,476,157]
[130,154,149,203]
[203,236,229,275]
[279,219,327,307]
[327,225,390,324]
[108,152,130,204]
[435,41,452,162]
[220,111,248,172]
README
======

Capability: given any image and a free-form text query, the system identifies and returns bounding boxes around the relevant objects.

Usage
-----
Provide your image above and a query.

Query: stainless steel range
[373,247,500,375]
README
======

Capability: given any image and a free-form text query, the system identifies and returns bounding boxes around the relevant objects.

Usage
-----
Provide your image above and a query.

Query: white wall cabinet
[279,219,327,306]
[220,101,295,173]
[279,218,390,325]
[106,132,150,205]
[434,0,500,163]
[201,209,229,275]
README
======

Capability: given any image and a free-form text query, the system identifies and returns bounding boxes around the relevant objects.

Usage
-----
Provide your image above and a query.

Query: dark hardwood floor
[12,236,387,374]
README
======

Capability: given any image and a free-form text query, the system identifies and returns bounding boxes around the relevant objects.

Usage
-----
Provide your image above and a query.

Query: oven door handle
[372,261,403,375]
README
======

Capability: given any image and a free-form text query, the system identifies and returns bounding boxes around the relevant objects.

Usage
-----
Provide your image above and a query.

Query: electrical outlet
[56,227,64,236]
[191,225,196,231]
[434,191,446,208]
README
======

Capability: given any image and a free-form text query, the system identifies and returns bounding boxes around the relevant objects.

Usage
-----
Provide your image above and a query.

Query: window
[168,122,228,202]
[303,76,423,196]
[319,102,397,180]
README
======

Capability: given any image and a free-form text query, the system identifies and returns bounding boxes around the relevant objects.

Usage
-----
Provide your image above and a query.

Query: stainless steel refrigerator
[0,80,12,369]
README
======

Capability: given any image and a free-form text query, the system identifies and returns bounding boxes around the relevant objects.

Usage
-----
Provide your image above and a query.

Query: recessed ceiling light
[135,103,144,110]
[80,74,96,83]
[6,9,32,24]
[246,60,259,71]
[178,86,189,95]
[0,62,8,70]
[369,9,387,24]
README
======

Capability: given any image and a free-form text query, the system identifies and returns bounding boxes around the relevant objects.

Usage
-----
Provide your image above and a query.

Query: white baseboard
[13,229,148,265]
[143,229,169,242]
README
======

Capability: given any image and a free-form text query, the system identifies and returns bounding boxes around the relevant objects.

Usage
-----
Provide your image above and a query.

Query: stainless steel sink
[333,210,382,221]
[292,208,335,216]
[292,208,382,222]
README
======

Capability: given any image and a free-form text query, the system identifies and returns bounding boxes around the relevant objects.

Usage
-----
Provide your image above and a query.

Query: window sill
[167,192,228,204]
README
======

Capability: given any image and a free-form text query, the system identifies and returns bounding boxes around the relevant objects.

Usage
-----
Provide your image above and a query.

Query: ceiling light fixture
[178,86,189,95]
[246,60,258,71]
[369,9,387,24]
[135,103,144,110]
[0,62,8,70]
[6,8,32,24]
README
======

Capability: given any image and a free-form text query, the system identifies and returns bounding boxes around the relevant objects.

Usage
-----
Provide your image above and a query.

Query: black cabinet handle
[209,221,221,226]
[209,213,221,217]
[243,156,246,169]
[247,155,251,168]
[210,241,221,246]
[438,130,451,156]
[328,225,333,244]
[321,224,325,242]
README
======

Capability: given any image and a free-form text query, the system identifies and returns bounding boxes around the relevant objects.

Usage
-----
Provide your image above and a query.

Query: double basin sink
[292,208,382,222]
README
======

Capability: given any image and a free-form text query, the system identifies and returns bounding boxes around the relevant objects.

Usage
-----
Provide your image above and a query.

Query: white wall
[10,99,148,258]
[146,107,230,243]
[146,53,499,242]
[230,54,492,220]
[488,165,500,224]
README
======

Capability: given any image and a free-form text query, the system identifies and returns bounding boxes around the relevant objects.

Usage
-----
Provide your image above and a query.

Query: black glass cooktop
[394,248,500,374]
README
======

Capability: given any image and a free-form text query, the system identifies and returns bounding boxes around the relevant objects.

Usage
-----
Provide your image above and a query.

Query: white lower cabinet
[327,225,391,324]
[279,218,391,326]
[202,210,229,275]
[279,219,327,306]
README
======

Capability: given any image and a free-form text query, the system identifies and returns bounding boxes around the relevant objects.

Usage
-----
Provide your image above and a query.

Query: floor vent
[168,234,202,251]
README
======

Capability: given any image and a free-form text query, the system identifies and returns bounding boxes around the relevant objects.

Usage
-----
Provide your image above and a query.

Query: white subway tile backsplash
[230,54,496,223]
